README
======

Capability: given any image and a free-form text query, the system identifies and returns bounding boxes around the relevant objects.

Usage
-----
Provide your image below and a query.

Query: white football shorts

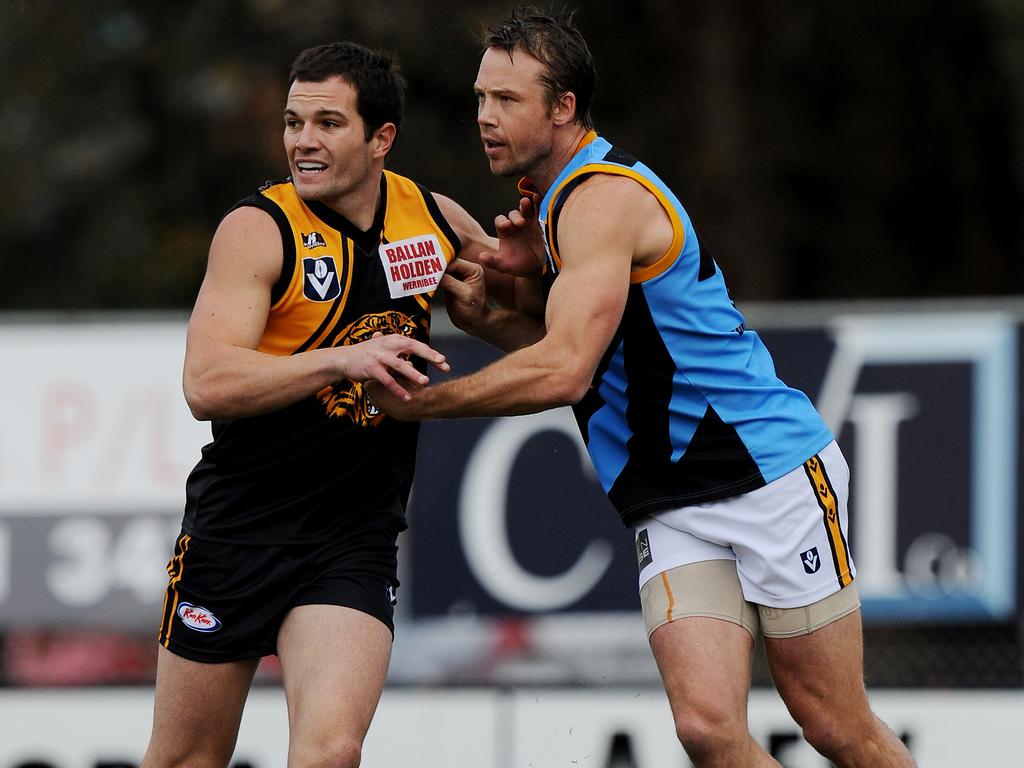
[633,440,856,610]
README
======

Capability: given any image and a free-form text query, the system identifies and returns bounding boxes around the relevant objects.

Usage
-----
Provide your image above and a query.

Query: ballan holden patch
[378,234,445,299]
[177,602,222,633]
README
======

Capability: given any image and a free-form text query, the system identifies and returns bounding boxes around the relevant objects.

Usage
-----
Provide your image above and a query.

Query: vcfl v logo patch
[303,256,341,301]
[801,547,821,574]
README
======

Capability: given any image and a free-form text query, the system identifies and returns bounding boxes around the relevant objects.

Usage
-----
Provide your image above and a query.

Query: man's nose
[296,123,321,149]
[477,98,497,127]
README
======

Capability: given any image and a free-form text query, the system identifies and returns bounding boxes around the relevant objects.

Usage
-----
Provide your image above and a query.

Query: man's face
[284,76,376,205]
[474,46,555,177]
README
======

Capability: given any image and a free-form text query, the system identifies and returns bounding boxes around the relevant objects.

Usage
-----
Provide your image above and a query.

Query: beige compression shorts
[634,441,860,639]
[640,559,861,639]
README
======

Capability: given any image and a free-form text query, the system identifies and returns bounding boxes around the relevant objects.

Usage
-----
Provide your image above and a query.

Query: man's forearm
[455,304,546,353]
[184,346,343,421]
[409,339,588,420]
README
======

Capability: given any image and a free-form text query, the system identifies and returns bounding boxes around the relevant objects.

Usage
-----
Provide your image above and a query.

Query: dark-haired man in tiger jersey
[142,41,535,768]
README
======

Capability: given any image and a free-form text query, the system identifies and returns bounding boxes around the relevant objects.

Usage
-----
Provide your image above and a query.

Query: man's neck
[528,126,592,196]
[318,169,384,231]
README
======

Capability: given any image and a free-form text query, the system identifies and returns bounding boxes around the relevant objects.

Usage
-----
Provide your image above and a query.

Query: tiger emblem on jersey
[317,310,424,426]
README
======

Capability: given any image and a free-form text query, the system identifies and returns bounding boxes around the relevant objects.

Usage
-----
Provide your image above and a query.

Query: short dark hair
[289,41,405,141]
[483,7,596,130]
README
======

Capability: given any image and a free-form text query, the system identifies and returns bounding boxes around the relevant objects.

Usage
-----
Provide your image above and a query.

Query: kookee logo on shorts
[177,602,222,632]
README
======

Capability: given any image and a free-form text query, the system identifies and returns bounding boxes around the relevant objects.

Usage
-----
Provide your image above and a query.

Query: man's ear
[552,91,578,127]
[371,122,397,158]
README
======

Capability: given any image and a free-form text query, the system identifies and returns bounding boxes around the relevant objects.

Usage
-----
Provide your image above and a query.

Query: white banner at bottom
[0,687,1020,766]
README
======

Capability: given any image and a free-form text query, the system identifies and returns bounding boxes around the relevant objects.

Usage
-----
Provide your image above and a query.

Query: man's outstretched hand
[477,195,545,276]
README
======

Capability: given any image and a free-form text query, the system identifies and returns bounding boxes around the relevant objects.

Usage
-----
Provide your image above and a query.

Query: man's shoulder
[560,172,652,214]
[244,178,297,207]
[215,202,282,243]
[218,180,300,235]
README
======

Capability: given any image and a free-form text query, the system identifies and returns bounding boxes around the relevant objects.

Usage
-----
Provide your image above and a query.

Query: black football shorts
[156,516,402,663]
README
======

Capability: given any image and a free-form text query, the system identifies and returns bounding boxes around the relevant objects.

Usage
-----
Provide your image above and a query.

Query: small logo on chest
[302,231,327,249]
[378,234,445,298]
[303,256,341,301]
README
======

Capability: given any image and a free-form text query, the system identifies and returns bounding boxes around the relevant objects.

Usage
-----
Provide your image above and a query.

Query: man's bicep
[187,207,282,356]
[545,257,628,361]
[543,221,633,373]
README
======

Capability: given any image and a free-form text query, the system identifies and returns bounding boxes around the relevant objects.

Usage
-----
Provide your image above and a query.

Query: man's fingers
[383,354,430,386]
[387,336,446,367]
[440,271,473,297]
[372,369,412,401]
[445,257,483,280]
[494,214,514,236]
[366,335,449,370]
[495,210,528,234]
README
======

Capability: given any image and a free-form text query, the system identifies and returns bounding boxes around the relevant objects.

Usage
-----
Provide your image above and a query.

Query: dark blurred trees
[1,0,1021,310]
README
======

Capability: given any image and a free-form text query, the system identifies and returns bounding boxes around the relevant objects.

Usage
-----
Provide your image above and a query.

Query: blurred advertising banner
[0,320,202,628]
[0,306,1019,627]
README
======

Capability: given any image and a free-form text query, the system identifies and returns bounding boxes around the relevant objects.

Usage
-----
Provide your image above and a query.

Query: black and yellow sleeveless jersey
[182,171,460,544]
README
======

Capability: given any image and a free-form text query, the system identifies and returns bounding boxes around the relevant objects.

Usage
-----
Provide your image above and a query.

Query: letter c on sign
[458,409,613,611]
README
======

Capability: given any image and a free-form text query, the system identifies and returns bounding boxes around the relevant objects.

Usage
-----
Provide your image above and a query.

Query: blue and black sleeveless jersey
[535,132,833,526]
[182,171,460,544]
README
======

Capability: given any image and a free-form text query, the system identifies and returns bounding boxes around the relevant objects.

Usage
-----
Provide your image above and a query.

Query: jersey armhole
[548,167,685,283]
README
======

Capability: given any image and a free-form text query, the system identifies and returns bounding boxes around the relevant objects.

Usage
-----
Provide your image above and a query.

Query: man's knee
[672,703,749,758]
[289,735,363,768]
[795,710,864,760]
[141,745,234,768]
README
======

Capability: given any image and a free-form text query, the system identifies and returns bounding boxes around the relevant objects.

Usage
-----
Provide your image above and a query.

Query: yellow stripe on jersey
[255,184,349,355]
[803,456,854,588]
[297,238,356,353]
[544,164,686,283]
